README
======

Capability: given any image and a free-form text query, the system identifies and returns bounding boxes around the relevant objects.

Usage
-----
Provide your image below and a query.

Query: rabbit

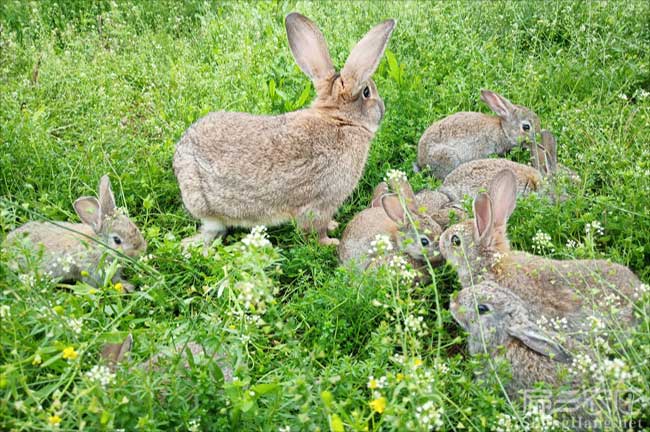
[101,335,234,386]
[417,90,541,179]
[339,178,443,277]
[413,189,468,228]
[439,169,641,324]
[173,13,396,251]
[450,281,573,394]
[451,281,641,428]
[4,175,146,293]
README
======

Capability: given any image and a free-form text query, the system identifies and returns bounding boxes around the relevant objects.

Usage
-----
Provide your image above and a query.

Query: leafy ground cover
[1,1,649,430]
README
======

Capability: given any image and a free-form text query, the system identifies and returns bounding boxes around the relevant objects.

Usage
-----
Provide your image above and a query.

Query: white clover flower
[415,400,444,430]
[493,413,516,432]
[636,88,650,100]
[404,313,428,337]
[367,375,388,390]
[241,226,272,249]
[188,419,200,432]
[368,234,393,256]
[385,169,408,184]
[85,365,115,388]
[585,221,604,237]
[524,402,559,431]
[531,231,555,254]
[66,317,83,334]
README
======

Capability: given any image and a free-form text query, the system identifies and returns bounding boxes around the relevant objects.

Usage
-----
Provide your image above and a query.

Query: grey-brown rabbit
[174,13,395,249]
[339,177,443,276]
[417,90,540,179]
[439,169,641,322]
[5,175,146,292]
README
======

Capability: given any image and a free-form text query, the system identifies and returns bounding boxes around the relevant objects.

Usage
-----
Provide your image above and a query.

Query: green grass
[1,1,650,430]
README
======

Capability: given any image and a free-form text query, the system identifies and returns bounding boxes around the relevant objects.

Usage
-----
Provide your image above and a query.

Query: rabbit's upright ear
[488,170,517,229]
[341,19,396,96]
[98,175,116,217]
[480,90,516,119]
[74,197,102,232]
[473,192,493,246]
[370,182,390,208]
[381,194,406,225]
[507,324,572,363]
[541,130,558,175]
[285,13,335,84]
[387,178,418,213]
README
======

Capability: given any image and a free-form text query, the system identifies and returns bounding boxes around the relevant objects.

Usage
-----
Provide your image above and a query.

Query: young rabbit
[4,175,146,292]
[174,13,396,249]
[417,90,541,179]
[414,189,468,228]
[450,281,573,394]
[439,169,641,322]
[339,178,443,276]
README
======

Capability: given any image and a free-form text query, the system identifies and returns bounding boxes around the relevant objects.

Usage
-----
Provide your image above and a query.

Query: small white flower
[618,93,628,101]
[241,226,272,249]
[66,317,83,334]
[585,221,604,237]
[368,234,393,256]
[385,169,408,184]
[0,305,10,319]
[188,418,200,432]
[367,375,388,390]
[279,427,291,432]
[532,231,555,254]
[636,88,650,100]
[415,400,444,430]
[85,365,115,388]
[493,413,516,432]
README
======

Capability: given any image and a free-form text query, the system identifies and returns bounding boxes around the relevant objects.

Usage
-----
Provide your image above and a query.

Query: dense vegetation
[1,1,649,430]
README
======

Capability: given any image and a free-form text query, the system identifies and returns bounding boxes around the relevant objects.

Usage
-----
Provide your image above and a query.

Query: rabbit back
[6,222,102,281]
[441,159,542,202]
[417,112,504,179]
[338,207,397,268]
[174,110,373,226]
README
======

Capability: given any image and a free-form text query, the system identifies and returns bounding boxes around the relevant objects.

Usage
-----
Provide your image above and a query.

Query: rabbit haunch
[174,13,395,248]
[439,169,640,323]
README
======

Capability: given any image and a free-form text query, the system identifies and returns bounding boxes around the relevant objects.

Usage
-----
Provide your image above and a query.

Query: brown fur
[417,90,541,179]
[173,13,396,248]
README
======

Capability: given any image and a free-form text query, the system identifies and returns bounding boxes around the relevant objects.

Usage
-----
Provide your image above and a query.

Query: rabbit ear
[488,170,517,229]
[73,197,102,232]
[370,182,390,208]
[480,90,516,119]
[100,334,133,371]
[285,13,335,83]
[541,130,558,174]
[473,192,493,245]
[341,19,396,96]
[387,178,418,213]
[381,194,406,225]
[507,324,572,363]
[98,175,116,217]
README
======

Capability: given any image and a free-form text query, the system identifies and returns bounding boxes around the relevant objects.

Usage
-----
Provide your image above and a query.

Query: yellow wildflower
[367,377,378,389]
[369,396,387,414]
[330,414,344,432]
[396,373,405,382]
[32,353,42,365]
[114,282,124,293]
[414,358,423,368]
[62,346,78,360]
[48,415,62,425]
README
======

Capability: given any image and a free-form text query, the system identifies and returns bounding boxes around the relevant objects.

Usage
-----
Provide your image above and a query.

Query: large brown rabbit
[174,13,396,249]
[439,169,641,322]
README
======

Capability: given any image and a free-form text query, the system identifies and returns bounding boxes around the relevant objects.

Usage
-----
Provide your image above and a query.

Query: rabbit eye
[522,122,531,131]
[451,234,461,247]
[477,304,490,314]
[363,86,370,98]
[113,236,122,245]
[420,237,430,247]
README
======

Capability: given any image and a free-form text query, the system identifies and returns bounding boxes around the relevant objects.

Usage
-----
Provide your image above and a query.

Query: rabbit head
[285,13,395,133]
[73,175,146,258]
[480,90,540,150]
[379,178,443,263]
[439,169,517,282]
[450,281,571,362]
